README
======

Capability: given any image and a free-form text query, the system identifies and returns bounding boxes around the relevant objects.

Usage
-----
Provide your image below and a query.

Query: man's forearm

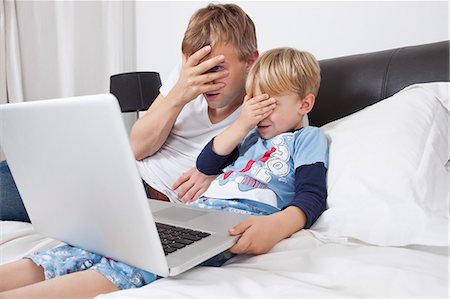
[130,93,185,160]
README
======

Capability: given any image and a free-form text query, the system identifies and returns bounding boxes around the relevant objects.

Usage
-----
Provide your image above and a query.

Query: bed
[1,41,449,298]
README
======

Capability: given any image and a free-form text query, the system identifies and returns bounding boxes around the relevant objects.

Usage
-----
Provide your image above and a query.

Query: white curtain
[0,0,136,160]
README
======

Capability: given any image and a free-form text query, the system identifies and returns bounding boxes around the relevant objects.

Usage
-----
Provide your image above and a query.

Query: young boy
[193,47,328,255]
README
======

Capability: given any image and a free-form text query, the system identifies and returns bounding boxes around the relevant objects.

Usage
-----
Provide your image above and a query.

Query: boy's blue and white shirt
[197,126,329,223]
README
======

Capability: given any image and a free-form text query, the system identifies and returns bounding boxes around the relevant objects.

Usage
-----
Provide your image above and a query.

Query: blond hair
[181,3,257,61]
[246,48,321,99]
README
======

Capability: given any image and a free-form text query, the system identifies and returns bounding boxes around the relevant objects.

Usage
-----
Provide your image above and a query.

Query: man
[131,3,259,204]
[0,3,259,221]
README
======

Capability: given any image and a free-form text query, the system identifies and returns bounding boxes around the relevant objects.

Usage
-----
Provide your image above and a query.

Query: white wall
[136,1,449,81]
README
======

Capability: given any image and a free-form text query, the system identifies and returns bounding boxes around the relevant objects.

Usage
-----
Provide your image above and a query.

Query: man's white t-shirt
[136,64,242,202]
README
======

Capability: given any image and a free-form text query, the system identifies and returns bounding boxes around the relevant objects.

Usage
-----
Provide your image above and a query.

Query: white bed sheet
[0,221,448,298]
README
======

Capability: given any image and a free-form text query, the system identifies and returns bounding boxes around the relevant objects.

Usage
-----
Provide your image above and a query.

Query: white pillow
[313,82,449,246]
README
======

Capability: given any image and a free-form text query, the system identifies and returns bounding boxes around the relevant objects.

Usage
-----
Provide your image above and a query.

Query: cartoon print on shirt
[253,134,292,183]
[199,127,328,210]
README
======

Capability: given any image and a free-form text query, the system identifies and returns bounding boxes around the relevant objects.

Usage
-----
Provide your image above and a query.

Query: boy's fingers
[229,218,253,235]
[261,97,277,107]
[257,109,274,119]
[229,231,252,254]
[247,94,270,105]
[254,97,276,109]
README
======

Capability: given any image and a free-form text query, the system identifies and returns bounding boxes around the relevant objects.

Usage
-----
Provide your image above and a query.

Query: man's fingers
[194,54,225,75]
[172,173,189,190]
[185,45,212,67]
[195,83,226,95]
[192,188,206,202]
[181,188,197,203]
[172,167,196,190]
[193,70,229,85]
[177,179,195,200]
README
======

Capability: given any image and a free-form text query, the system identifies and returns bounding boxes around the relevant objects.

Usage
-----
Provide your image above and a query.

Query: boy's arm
[212,94,277,156]
[229,162,327,255]
[229,206,306,255]
[196,138,240,175]
[286,162,328,228]
[130,45,229,160]
[195,93,277,176]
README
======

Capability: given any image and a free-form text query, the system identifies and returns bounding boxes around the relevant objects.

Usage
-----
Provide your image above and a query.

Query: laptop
[0,94,250,277]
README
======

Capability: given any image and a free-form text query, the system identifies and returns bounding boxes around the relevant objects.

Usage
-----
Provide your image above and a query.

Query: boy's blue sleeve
[196,138,239,175]
[285,162,327,229]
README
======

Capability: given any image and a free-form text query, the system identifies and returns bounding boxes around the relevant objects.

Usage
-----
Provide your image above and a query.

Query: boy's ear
[298,94,315,115]
[245,50,259,72]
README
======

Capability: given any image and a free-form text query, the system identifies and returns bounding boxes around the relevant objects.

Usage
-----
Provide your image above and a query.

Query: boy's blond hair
[246,48,321,99]
[181,3,257,61]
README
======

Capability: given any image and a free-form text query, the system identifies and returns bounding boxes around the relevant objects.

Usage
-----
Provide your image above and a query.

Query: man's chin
[204,96,226,109]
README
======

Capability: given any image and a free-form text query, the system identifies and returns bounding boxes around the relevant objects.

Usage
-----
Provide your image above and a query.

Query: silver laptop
[0,94,250,277]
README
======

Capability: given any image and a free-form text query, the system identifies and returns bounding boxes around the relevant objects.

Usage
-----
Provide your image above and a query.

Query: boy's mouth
[257,124,270,130]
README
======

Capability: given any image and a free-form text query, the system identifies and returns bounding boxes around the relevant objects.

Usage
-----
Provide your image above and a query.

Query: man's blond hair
[246,48,321,99]
[181,3,257,61]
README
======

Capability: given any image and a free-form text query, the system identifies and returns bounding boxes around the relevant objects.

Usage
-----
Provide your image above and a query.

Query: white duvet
[0,221,447,298]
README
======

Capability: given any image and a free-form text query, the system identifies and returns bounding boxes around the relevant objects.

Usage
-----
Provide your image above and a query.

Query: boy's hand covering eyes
[172,45,230,105]
[236,94,277,132]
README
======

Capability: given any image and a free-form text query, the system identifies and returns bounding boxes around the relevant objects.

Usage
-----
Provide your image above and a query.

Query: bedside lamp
[110,72,162,118]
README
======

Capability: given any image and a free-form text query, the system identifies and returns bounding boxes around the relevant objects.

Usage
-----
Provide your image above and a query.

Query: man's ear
[299,94,315,115]
[245,50,259,72]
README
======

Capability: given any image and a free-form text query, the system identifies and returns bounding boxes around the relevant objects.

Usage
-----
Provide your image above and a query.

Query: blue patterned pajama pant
[26,197,272,290]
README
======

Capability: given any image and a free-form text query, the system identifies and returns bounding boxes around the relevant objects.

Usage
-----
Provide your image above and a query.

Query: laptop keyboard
[155,222,211,255]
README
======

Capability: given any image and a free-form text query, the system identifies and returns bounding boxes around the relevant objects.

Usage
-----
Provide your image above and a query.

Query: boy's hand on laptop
[228,215,285,255]
[236,94,277,132]
[172,167,217,203]
[172,45,229,105]
[228,207,307,255]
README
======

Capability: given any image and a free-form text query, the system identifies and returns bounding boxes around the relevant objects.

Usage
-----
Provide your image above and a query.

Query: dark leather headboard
[309,41,450,127]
